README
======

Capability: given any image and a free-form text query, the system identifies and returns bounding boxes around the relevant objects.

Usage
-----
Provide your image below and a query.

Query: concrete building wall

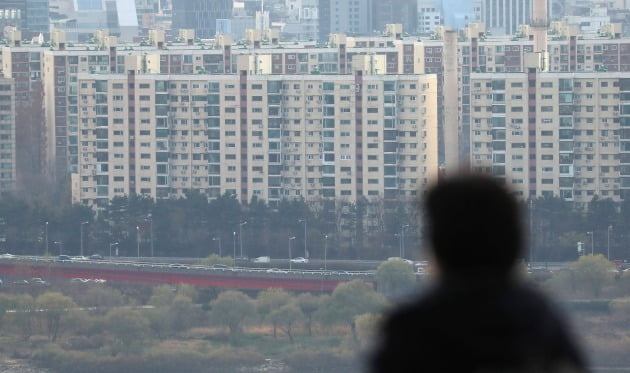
[0,79,16,193]
[470,72,626,205]
[73,73,438,208]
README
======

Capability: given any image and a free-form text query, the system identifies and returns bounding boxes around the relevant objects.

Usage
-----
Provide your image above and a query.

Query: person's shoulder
[382,291,442,330]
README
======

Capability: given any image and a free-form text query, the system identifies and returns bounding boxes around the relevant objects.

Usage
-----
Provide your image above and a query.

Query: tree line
[0,191,629,261]
[0,279,389,373]
[529,195,630,261]
[0,192,417,260]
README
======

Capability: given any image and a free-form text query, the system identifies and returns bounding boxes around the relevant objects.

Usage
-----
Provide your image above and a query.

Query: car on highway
[210,264,231,270]
[57,255,71,262]
[253,256,270,263]
[0,253,16,259]
[12,279,29,285]
[89,254,103,260]
[31,277,49,285]
[266,268,288,274]
[168,263,189,269]
[290,257,309,264]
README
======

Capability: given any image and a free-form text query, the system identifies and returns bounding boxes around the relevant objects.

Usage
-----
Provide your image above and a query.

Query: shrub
[34,343,265,373]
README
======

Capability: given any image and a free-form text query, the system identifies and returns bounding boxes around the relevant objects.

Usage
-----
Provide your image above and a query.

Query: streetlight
[586,231,594,255]
[109,242,118,260]
[136,225,140,260]
[239,221,247,259]
[401,224,409,259]
[289,236,296,270]
[299,218,308,258]
[44,221,49,256]
[213,236,222,257]
[394,233,401,257]
[607,225,613,260]
[324,234,328,271]
[80,221,88,257]
[54,241,63,255]
[147,213,154,258]
[232,231,236,266]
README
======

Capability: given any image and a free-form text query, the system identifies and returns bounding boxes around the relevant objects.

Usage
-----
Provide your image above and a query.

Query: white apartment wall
[73,73,438,208]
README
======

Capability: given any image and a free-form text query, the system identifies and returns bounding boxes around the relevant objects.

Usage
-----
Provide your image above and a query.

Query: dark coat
[371,276,587,373]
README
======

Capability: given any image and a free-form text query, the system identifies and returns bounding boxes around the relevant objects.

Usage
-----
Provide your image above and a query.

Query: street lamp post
[289,236,296,270]
[324,234,328,271]
[109,242,118,260]
[213,236,222,257]
[80,221,88,257]
[147,213,154,258]
[54,241,62,256]
[44,221,49,256]
[608,225,613,260]
[239,221,247,259]
[136,225,140,260]
[232,231,236,266]
[299,219,308,258]
[401,224,409,259]
[587,231,594,255]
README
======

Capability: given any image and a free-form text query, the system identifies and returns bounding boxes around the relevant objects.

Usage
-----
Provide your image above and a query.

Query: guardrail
[0,255,376,291]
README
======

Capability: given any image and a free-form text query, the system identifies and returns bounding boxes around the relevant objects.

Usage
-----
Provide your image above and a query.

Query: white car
[254,256,270,263]
[266,268,288,274]
[290,257,309,263]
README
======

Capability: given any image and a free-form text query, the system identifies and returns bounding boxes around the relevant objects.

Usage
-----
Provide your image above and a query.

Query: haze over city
[0,0,627,372]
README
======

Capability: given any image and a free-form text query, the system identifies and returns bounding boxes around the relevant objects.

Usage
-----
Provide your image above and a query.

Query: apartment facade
[470,72,628,206]
[8,22,630,205]
[72,71,438,208]
[0,79,16,194]
[1,33,45,186]
[23,28,456,187]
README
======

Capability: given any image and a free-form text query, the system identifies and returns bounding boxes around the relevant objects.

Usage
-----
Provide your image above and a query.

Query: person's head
[423,173,523,276]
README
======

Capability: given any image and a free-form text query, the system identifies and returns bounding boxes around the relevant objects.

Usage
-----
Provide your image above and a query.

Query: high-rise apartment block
[1,28,44,187]
[7,17,630,207]
[0,79,16,194]
[71,70,438,208]
[470,72,626,205]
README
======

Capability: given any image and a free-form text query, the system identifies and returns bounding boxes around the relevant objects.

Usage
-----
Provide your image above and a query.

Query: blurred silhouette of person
[371,174,586,372]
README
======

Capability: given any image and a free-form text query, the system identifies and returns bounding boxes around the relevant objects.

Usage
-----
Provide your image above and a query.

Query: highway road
[0,254,378,291]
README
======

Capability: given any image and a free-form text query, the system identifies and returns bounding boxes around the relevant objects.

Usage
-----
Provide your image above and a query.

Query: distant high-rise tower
[0,0,50,39]
[479,0,532,35]
[372,0,417,34]
[172,0,234,38]
[319,0,373,37]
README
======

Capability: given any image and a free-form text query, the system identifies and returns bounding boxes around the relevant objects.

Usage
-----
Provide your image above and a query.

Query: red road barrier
[0,262,351,291]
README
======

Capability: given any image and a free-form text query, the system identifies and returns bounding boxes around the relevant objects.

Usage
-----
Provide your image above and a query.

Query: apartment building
[470,72,627,206]
[71,69,438,208]
[15,28,454,187]
[9,21,630,205]
[1,29,45,185]
[0,79,16,194]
